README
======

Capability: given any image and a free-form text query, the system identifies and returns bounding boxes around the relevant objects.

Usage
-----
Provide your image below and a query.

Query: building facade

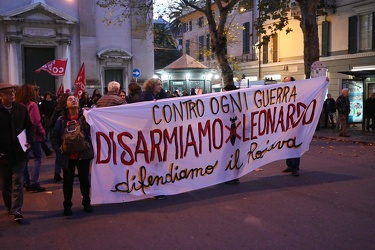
[178,1,375,93]
[178,0,375,127]
[0,0,154,96]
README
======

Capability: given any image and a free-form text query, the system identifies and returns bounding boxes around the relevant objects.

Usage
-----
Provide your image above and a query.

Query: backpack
[60,120,88,154]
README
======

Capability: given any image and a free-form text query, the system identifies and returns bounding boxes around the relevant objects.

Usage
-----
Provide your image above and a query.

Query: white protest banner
[84,77,328,204]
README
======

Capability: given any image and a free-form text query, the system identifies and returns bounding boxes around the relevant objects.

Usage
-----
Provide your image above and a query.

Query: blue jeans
[24,141,42,186]
[0,160,26,214]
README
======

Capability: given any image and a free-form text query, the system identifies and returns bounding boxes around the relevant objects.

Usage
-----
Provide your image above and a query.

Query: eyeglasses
[67,97,78,102]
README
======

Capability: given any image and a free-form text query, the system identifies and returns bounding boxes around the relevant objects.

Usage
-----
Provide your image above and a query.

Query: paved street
[0,128,374,249]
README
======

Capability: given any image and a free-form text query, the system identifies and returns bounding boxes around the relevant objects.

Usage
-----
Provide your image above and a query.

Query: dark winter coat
[139,89,167,102]
[336,95,350,116]
[323,98,336,114]
[0,102,35,164]
[364,97,375,119]
[40,99,56,118]
[51,114,94,169]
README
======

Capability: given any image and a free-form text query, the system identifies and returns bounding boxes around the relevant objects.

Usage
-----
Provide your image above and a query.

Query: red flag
[35,59,68,76]
[56,83,64,96]
[74,63,86,99]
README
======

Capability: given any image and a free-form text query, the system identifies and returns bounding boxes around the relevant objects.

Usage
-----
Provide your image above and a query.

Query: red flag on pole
[74,63,86,99]
[35,59,68,76]
[56,83,64,96]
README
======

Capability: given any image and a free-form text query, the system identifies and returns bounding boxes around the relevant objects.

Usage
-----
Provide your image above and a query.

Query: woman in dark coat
[51,94,94,216]
[139,78,167,102]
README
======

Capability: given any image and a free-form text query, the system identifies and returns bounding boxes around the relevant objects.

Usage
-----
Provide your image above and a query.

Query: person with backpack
[51,94,94,216]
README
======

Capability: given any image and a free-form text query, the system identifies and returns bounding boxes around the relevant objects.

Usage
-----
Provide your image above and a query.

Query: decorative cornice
[97,48,132,60]
[0,2,78,24]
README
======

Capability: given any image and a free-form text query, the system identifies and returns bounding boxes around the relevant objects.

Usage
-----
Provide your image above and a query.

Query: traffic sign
[132,68,141,78]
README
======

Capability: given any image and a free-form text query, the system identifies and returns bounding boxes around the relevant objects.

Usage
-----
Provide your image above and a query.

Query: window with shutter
[348,16,358,54]
[322,21,329,57]
[243,22,250,54]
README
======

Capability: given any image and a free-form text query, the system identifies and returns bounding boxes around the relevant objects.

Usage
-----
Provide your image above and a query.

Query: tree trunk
[297,0,320,79]
[215,38,234,87]
[204,0,235,87]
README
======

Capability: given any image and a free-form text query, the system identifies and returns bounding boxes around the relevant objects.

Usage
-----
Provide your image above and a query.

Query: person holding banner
[51,94,94,216]
[281,76,301,177]
[96,81,125,107]
[223,84,241,184]
[0,83,35,222]
[139,77,168,200]
[139,77,167,101]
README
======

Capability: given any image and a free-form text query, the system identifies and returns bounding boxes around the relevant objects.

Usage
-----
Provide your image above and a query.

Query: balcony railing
[235,53,256,63]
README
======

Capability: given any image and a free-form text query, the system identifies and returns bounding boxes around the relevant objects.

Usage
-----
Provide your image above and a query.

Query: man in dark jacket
[0,83,35,222]
[364,93,375,131]
[336,88,350,137]
[323,93,336,129]
[96,81,125,107]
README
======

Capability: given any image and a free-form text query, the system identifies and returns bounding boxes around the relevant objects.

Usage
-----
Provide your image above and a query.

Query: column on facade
[8,42,20,85]
[62,44,71,91]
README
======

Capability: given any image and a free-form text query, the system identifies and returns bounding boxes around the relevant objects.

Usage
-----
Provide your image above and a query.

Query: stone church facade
[0,0,154,96]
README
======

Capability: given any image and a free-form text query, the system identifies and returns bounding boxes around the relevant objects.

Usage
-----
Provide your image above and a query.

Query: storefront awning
[338,70,375,78]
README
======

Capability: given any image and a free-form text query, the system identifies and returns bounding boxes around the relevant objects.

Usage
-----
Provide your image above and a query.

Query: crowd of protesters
[1,76,344,223]
[0,78,204,222]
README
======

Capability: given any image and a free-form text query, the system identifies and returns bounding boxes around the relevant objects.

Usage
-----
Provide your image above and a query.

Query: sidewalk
[314,124,375,145]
